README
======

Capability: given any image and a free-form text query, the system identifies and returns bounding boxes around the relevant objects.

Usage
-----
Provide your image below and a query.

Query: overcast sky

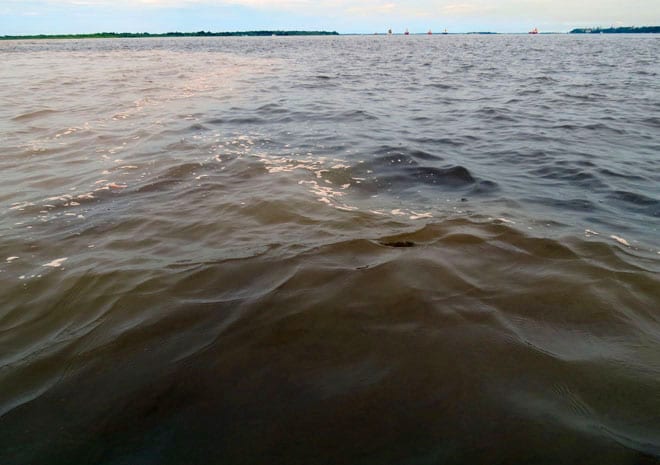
[1,0,659,35]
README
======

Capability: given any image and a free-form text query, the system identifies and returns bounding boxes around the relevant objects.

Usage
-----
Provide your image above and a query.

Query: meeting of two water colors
[1,35,659,464]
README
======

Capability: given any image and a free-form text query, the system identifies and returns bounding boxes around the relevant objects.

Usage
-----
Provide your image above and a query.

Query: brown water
[1,36,659,464]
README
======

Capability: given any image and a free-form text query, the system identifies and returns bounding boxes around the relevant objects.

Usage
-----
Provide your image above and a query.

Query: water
[1,35,659,464]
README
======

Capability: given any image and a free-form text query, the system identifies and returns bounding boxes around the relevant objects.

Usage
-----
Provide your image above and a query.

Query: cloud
[438,3,483,15]
[344,2,400,16]
[23,0,312,6]
[3,0,660,33]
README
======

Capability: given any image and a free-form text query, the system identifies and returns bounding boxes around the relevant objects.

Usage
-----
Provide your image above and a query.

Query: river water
[1,35,659,464]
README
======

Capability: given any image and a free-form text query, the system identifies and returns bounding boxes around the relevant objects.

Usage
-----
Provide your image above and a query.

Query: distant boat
[443,28,448,35]
[388,28,392,35]
[428,29,432,35]
[529,27,539,34]
[404,28,410,35]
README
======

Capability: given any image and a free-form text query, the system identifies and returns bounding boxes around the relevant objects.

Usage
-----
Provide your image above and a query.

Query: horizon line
[3,25,659,39]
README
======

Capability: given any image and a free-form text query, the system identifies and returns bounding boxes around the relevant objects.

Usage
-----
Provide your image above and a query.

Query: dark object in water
[381,240,416,248]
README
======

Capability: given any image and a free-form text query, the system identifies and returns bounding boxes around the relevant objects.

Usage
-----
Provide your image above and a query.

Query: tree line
[1,31,339,40]
[570,26,660,33]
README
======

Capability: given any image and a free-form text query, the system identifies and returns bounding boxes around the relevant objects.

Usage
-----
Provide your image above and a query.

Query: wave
[10,109,59,122]
[1,215,658,463]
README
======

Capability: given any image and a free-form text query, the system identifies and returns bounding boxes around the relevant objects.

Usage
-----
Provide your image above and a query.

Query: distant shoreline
[570,26,660,33]
[0,31,339,40]
[2,27,659,40]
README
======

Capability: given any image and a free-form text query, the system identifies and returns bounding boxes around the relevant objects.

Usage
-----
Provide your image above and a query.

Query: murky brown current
[1,36,659,464]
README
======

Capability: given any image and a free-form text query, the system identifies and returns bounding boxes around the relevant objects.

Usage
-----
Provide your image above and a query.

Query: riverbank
[570,26,660,33]
[0,30,339,40]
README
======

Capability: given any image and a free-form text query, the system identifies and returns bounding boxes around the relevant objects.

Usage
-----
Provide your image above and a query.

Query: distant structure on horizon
[382,28,449,35]
[529,27,539,34]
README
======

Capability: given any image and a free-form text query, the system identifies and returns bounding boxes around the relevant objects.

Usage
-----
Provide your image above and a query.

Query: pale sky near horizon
[1,0,659,35]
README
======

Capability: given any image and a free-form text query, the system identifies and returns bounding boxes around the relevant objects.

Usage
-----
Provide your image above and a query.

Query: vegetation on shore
[570,26,660,33]
[0,30,339,40]
[3,26,658,39]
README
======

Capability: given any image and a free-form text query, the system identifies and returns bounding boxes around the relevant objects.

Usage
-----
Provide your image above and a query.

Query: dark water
[1,35,659,464]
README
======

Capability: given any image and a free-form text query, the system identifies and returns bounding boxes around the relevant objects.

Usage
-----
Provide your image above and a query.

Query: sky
[1,0,659,35]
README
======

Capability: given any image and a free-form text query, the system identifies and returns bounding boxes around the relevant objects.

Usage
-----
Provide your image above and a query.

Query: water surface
[1,35,659,464]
